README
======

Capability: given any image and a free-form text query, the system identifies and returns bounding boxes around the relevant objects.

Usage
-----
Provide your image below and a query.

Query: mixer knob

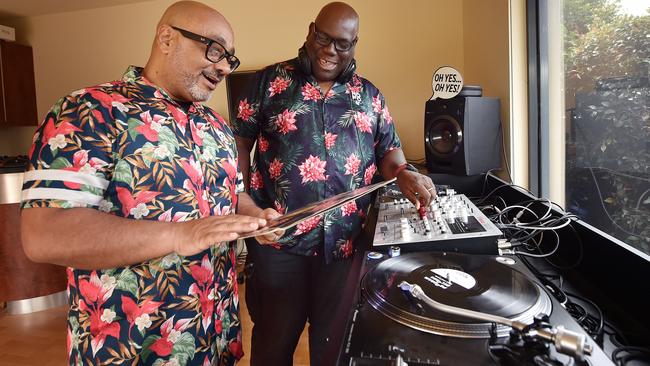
[400,227,410,238]
[460,208,469,223]
[446,212,455,224]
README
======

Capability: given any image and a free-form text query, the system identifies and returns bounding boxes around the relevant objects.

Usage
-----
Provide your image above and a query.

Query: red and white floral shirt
[22,66,244,366]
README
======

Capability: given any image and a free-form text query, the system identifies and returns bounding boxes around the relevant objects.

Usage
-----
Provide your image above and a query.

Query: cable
[565,291,605,346]
[497,118,513,183]
[472,172,537,206]
[478,168,502,199]
[473,183,513,205]
[612,346,650,366]
[523,265,568,305]
[482,190,585,268]
[514,230,560,258]
[543,220,584,271]
[635,188,650,210]
[588,167,646,238]
[506,217,575,231]
[583,166,650,183]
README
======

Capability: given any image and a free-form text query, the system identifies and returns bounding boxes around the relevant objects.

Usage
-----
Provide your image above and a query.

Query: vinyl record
[362,252,552,338]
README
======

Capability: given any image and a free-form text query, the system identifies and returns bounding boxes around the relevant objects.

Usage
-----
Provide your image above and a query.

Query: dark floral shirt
[232,58,401,262]
[21,66,244,366]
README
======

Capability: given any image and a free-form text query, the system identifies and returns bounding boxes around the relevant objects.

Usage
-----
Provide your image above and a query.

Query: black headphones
[297,45,356,84]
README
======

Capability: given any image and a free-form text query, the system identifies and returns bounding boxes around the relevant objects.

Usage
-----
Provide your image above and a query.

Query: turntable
[337,252,613,365]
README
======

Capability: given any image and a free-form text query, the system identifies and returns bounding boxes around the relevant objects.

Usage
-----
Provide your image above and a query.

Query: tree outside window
[564,0,650,253]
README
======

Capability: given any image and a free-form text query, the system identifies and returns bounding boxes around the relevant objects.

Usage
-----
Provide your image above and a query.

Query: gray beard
[186,78,212,102]
[171,52,212,102]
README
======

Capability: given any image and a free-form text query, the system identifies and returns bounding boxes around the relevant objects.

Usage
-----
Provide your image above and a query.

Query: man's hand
[396,170,437,209]
[255,208,286,245]
[173,214,267,257]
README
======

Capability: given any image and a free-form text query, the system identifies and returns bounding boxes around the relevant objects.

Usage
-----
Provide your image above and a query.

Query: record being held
[362,252,552,338]
[240,178,395,239]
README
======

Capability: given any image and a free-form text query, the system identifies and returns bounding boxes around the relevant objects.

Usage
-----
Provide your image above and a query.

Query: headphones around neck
[297,45,356,84]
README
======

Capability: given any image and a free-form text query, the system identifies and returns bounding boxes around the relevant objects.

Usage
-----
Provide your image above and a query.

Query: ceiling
[0,0,153,20]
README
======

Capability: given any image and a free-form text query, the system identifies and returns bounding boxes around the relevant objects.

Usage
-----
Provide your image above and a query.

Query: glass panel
[563,0,650,254]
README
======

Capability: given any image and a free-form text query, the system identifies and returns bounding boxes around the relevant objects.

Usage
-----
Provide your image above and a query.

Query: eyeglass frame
[170,26,240,71]
[311,23,358,53]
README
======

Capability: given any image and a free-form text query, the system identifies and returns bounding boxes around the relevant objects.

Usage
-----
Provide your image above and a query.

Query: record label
[428,268,476,290]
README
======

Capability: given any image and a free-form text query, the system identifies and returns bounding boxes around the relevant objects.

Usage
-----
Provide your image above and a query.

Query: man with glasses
[233,2,436,365]
[20,1,275,365]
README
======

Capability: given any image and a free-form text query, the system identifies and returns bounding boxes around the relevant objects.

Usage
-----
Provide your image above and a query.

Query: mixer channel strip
[372,188,503,254]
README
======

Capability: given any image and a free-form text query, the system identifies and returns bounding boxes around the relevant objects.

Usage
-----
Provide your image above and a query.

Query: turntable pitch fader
[372,185,503,254]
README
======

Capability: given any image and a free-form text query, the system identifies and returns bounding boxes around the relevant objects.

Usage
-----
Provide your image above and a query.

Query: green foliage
[565,2,649,92]
[564,0,620,40]
[564,0,650,251]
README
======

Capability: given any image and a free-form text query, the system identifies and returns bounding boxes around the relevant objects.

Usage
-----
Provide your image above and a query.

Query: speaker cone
[425,115,463,157]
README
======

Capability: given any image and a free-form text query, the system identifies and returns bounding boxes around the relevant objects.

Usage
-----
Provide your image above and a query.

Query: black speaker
[424,90,501,176]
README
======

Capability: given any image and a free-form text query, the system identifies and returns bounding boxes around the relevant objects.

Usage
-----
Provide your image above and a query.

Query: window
[531,0,650,254]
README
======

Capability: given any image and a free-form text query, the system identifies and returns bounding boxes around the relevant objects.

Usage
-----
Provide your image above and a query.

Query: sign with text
[430,66,463,100]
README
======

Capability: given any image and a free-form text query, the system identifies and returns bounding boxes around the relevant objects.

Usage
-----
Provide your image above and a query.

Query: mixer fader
[372,185,503,254]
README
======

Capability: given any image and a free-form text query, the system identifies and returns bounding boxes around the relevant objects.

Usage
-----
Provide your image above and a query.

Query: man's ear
[157,25,175,55]
[306,22,314,41]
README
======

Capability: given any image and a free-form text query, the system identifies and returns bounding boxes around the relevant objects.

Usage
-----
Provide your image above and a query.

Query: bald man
[233,2,435,365]
[20,2,271,365]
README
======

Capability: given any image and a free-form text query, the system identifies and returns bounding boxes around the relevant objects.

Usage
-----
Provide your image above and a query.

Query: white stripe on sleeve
[22,188,104,206]
[23,169,110,189]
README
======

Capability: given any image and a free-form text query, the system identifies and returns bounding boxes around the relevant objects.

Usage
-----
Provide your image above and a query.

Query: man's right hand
[173,214,266,257]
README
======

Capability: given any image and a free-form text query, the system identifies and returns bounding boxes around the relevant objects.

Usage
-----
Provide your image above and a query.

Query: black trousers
[244,239,352,366]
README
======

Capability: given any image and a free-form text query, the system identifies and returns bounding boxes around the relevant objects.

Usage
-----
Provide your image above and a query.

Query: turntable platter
[362,252,552,338]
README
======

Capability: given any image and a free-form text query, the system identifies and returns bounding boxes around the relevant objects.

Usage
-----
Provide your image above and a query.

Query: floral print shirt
[232,58,401,262]
[21,66,244,366]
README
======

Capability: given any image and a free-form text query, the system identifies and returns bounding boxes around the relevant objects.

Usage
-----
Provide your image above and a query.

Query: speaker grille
[425,115,463,157]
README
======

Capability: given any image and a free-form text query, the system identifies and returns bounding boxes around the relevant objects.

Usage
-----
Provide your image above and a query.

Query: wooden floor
[0,280,310,366]
[0,303,67,366]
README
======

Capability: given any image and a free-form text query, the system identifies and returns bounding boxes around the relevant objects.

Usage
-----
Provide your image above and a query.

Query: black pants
[244,239,352,366]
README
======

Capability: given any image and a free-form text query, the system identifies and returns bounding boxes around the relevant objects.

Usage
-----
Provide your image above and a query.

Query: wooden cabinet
[0,202,66,301]
[0,40,38,126]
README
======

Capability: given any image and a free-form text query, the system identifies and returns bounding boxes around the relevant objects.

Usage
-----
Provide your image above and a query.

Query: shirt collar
[121,65,207,114]
[290,58,350,95]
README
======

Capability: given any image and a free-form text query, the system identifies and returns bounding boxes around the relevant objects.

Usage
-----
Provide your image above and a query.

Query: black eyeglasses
[171,26,240,71]
[312,25,357,52]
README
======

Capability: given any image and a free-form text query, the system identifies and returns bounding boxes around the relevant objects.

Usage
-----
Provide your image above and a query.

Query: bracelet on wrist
[394,163,417,178]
